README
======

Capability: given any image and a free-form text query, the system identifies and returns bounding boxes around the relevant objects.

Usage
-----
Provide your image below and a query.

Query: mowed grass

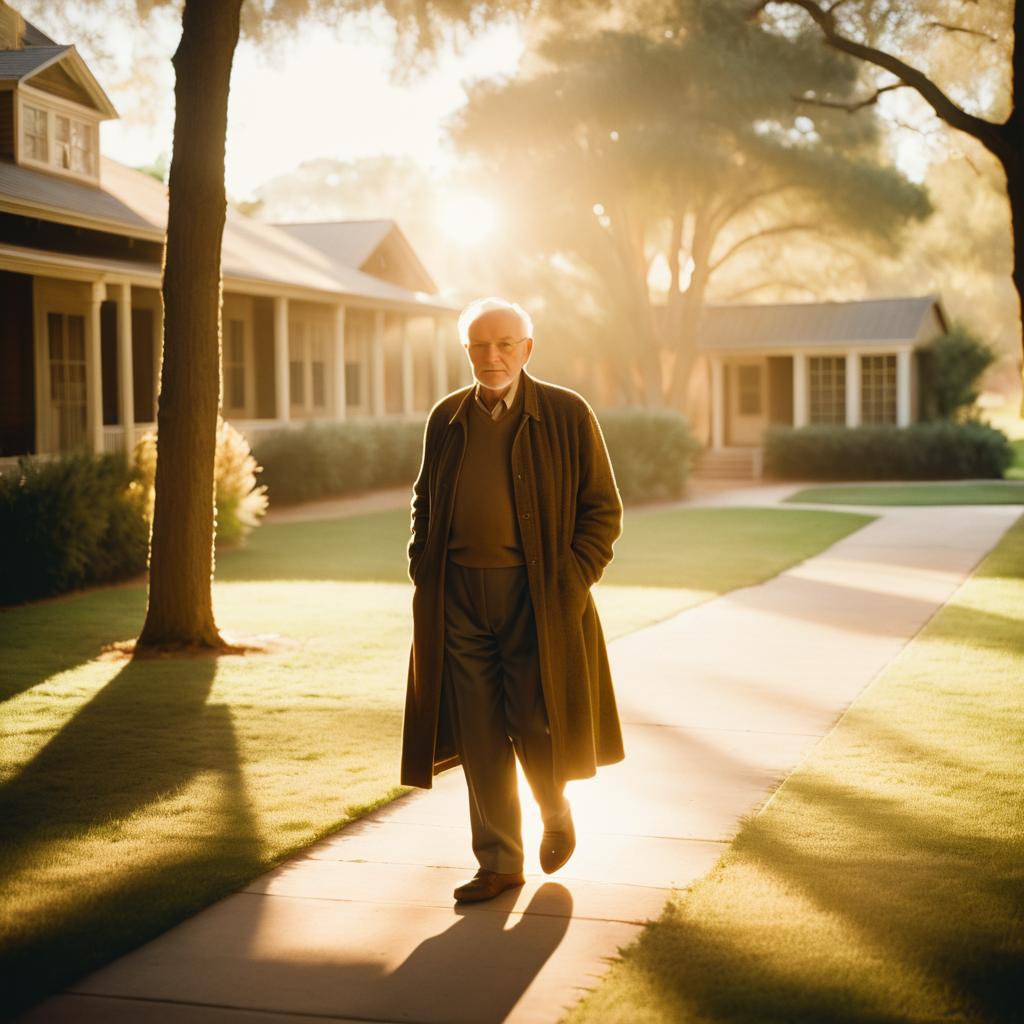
[0,503,869,1014]
[785,480,1024,506]
[566,514,1024,1024]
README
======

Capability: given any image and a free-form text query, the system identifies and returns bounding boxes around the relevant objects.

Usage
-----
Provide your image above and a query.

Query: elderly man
[401,297,624,903]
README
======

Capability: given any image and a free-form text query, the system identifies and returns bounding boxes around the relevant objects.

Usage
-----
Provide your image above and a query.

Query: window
[21,101,97,179]
[290,315,333,413]
[225,320,246,410]
[861,354,897,424]
[809,356,846,425]
[310,334,326,409]
[23,104,48,162]
[737,365,762,415]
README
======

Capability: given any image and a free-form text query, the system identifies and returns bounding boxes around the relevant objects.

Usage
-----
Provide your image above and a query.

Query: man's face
[464,309,534,392]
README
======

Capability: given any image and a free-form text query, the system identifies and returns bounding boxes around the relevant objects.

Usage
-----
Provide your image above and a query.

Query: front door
[46,311,88,452]
[728,360,767,446]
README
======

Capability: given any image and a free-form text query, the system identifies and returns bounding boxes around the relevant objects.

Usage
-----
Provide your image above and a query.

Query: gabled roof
[0,43,68,79]
[0,156,456,312]
[276,219,439,294]
[0,43,117,118]
[698,296,948,351]
[278,219,394,269]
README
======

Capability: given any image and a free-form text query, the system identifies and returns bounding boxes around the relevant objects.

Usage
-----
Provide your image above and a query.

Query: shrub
[252,419,425,505]
[131,419,268,547]
[598,408,699,503]
[919,324,997,421]
[0,452,148,605]
[764,422,1012,481]
[253,409,697,507]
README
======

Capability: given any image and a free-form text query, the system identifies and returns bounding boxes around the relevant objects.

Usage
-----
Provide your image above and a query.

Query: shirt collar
[474,371,520,420]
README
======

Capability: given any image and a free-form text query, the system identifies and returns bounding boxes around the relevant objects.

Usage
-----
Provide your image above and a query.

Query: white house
[696,294,949,475]
[0,3,465,468]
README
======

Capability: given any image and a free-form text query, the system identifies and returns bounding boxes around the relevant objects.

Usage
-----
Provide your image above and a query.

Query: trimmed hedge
[0,453,149,605]
[764,422,1012,481]
[253,420,425,504]
[254,409,698,506]
[598,408,699,503]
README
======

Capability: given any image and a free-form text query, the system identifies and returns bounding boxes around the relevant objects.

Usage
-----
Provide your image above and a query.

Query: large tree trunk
[137,0,243,652]
[1003,149,1024,406]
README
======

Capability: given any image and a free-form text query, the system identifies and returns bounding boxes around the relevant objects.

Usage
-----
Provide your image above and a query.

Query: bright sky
[44,5,524,202]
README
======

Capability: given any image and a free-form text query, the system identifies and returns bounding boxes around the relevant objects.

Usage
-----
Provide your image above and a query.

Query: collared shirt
[473,371,521,421]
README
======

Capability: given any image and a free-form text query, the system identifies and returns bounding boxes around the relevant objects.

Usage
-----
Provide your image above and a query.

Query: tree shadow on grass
[604,728,1022,1024]
[0,654,263,1018]
[0,586,147,704]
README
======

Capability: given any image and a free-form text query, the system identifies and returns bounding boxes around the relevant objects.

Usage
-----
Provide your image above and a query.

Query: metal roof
[0,44,69,80]
[698,296,946,351]
[276,220,394,269]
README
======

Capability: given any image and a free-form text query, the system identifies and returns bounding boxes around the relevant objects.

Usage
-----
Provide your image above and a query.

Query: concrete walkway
[20,496,1021,1024]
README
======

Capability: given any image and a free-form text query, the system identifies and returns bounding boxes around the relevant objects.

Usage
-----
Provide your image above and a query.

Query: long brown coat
[400,369,625,789]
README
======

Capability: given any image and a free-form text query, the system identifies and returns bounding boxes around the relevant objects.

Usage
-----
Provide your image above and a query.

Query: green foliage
[598,408,699,503]
[919,324,998,421]
[252,420,426,504]
[132,420,268,547]
[0,453,148,605]
[764,422,1012,480]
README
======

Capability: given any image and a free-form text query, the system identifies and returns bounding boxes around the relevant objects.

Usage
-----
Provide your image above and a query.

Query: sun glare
[437,191,498,245]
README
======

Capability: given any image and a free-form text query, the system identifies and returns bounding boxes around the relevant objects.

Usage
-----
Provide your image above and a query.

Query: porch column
[433,318,449,400]
[87,281,105,453]
[333,305,347,421]
[274,296,290,424]
[371,310,386,417]
[116,281,135,452]
[401,315,414,415]
[710,355,725,450]
[845,350,861,427]
[792,352,808,428]
[896,348,912,426]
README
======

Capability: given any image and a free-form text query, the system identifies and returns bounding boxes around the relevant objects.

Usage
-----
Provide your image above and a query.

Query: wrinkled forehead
[466,307,529,342]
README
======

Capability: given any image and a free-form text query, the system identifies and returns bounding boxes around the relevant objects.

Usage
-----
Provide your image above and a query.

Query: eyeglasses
[466,337,529,357]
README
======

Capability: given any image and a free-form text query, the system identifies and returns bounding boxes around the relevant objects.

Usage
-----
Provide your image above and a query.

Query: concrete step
[692,448,763,481]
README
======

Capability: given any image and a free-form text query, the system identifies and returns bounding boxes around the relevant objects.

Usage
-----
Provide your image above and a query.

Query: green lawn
[0,504,870,1015]
[785,481,1024,506]
[566,514,1024,1024]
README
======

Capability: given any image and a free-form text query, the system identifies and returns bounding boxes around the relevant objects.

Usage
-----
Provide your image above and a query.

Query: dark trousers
[444,562,568,874]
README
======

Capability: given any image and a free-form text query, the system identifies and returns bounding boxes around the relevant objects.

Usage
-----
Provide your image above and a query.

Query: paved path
[20,496,1021,1024]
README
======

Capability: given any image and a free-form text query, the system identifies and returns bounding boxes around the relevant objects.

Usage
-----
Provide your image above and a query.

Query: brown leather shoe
[540,807,576,874]
[453,868,526,903]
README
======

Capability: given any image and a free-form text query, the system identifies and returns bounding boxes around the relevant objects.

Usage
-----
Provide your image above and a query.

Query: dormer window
[20,97,98,182]
[22,103,48,161]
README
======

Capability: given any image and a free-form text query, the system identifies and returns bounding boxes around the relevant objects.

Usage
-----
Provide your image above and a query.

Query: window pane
[312,362,325,407]
[67,316,85,362]
[48,312,63,360]
[809,356,845,425]
[861,354,897,424]
[23,105,48,161]
[289,360,304,405]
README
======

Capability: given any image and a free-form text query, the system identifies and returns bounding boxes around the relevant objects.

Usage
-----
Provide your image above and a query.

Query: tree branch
[760,0,1011,161]
[794,81,908,112]
[927,21,998,44]
[708,222,820,275]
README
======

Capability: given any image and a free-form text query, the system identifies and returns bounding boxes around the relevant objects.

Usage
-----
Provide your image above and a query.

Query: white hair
[457,296,534,346]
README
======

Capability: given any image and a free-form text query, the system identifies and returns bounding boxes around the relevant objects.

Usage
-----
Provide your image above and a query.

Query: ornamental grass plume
[132,418,268,548]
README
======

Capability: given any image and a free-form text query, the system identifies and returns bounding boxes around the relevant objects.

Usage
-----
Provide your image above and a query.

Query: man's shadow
[367,884,574,1023]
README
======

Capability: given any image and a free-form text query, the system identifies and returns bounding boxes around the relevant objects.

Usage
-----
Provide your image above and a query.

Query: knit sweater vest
[447,386,525,568]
